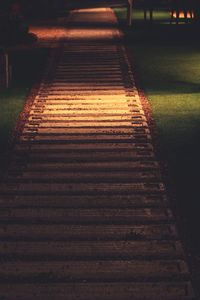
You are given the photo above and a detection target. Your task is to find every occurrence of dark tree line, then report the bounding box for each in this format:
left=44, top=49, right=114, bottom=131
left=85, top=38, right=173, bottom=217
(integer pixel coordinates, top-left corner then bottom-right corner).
left=0, top=1, right=29, bottom=44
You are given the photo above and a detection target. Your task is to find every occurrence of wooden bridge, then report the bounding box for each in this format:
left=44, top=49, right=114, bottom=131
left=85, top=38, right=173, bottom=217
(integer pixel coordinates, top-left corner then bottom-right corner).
left=64, top=0, right=134, bottom=25
left=0, top=7, right=196, bottom=299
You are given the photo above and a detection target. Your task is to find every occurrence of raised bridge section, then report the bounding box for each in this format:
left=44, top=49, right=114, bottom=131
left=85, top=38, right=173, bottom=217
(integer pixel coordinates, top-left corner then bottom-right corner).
left=64, top=0, right=133, bottom=25
left=0, top=8, right=196, bottom=300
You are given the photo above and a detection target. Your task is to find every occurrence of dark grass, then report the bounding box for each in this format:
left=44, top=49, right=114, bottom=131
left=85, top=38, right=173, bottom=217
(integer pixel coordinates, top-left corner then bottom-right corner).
left=115, top=7, right=200, bottom=284
left=0, top=48, right=48, bottom=177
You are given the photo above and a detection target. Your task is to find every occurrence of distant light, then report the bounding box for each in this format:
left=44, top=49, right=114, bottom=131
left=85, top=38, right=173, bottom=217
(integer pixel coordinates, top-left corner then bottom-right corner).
left=172, top=11, right=194, bottom=19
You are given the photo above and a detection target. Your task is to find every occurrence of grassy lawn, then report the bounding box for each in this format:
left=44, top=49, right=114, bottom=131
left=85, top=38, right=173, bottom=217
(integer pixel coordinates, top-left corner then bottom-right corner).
left=0, top=49, right=48, bottom=177
left=115, top=8, right=200, bottom=267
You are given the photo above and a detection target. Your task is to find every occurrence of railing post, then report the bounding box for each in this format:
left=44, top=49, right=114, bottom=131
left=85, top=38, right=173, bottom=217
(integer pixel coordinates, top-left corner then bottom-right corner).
left=0, top=49, right=11, bottom=89
left=127, top=0, right=133, bottom=26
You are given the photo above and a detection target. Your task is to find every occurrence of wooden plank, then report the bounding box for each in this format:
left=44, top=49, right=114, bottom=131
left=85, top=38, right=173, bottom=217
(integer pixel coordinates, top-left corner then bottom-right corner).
left=29, top=112, right=143, bottom=118
left=33, top=100, right=138, bottom=105
left=35, top=94, right=139, bottom=101
left=29, top=109, right=143, bottom=115
left=36, top=91, right=137, bottom=96
left=44, top=83, right=126, bottom=87
left=14, top=142, right=153, bottom=151
left=0, top=240, right=184, bottom=259
left=12, top=150, right=154, bottom=162
left=0, top=224, right=177, bottom=240
left=33, top=102, right=140, bottom=108
left=0, top=282, right=195, bottom=300
left=28, top=115, right=145, bottom=122
left=25, top=122, right=144, bottom=128
left=49, top=76, right=123, bottom=81
left=23, top=127, right=149, bottom=135
left=0, top=194, right=169, bottom=208
left=1, top=182, right=165, bottom=196
left=15, top=161, right=159, bottom=171
left=38, top=91, right=135, bottom=95
left=31, top=104, right=142, bottom=111
left=20, top=134, right=151, bottom=143
left=0, top=260, right=190, bottom=282
left=0, top=208, right=173, bottom=223
left=8, top=170, right=160, bottom=183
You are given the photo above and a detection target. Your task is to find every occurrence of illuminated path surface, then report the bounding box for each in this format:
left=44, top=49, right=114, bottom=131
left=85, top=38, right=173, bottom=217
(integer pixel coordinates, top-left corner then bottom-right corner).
left=0, top=8, right=196, bottom=300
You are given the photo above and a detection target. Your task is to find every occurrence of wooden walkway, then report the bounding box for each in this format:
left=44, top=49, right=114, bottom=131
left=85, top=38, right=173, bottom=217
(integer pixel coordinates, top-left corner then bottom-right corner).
left=0, top=8, right=196, bottom=300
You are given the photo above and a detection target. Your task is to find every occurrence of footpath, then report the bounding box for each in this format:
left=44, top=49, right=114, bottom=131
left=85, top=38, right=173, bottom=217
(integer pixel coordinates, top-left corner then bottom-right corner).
left=0, top=8, right=196, bottom=299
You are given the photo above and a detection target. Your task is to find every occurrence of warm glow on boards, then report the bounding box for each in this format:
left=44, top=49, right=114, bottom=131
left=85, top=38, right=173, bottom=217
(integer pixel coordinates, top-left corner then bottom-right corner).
left=29, top=25, right=119, bottom=41
left=30, top=8, right=122, bottom=42
left=30, top=27, right=68, bottom=40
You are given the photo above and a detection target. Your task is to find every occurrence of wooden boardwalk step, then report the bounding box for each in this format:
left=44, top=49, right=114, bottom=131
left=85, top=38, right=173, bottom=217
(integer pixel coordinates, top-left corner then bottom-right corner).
left=0, top=208, right=173, bottom=224
left=28, top=114, right=146, bottom=122
left=0, top=182, right=165, bottom=195
left=12, top=150, right=154, bottom=162
left=34, top=97, right=138, bottom=103
left=0, top=240, right=184, bottom=259
left=6, top=170, right=161, bottom=183
left=0, top=282, right=195, bottom=300
left=13, top=160, right=158, bottom=169
left=14, top=142, right=153, bottom=151
left=25, top=121, right=145, bottom=128
left=0, top=7, right=195, bottom=299
left=0, top=224, right=178, bottom=241
left=0, top=260, right=190, bottom=282
left=23, top=127, right=149, bottom=135
left=29, top=110, right=144, bottom=116
left=35, top=95, right=139, bottom=101
left=38, top=91, right=135, bottom=95
left=0, top=194, right=169, bottom=208
left=32, top=103, right=141, bottom=109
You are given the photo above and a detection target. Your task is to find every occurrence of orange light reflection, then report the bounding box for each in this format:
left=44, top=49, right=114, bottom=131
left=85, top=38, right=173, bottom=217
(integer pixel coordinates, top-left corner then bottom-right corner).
left=172, top=11, right=194, bottom=19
